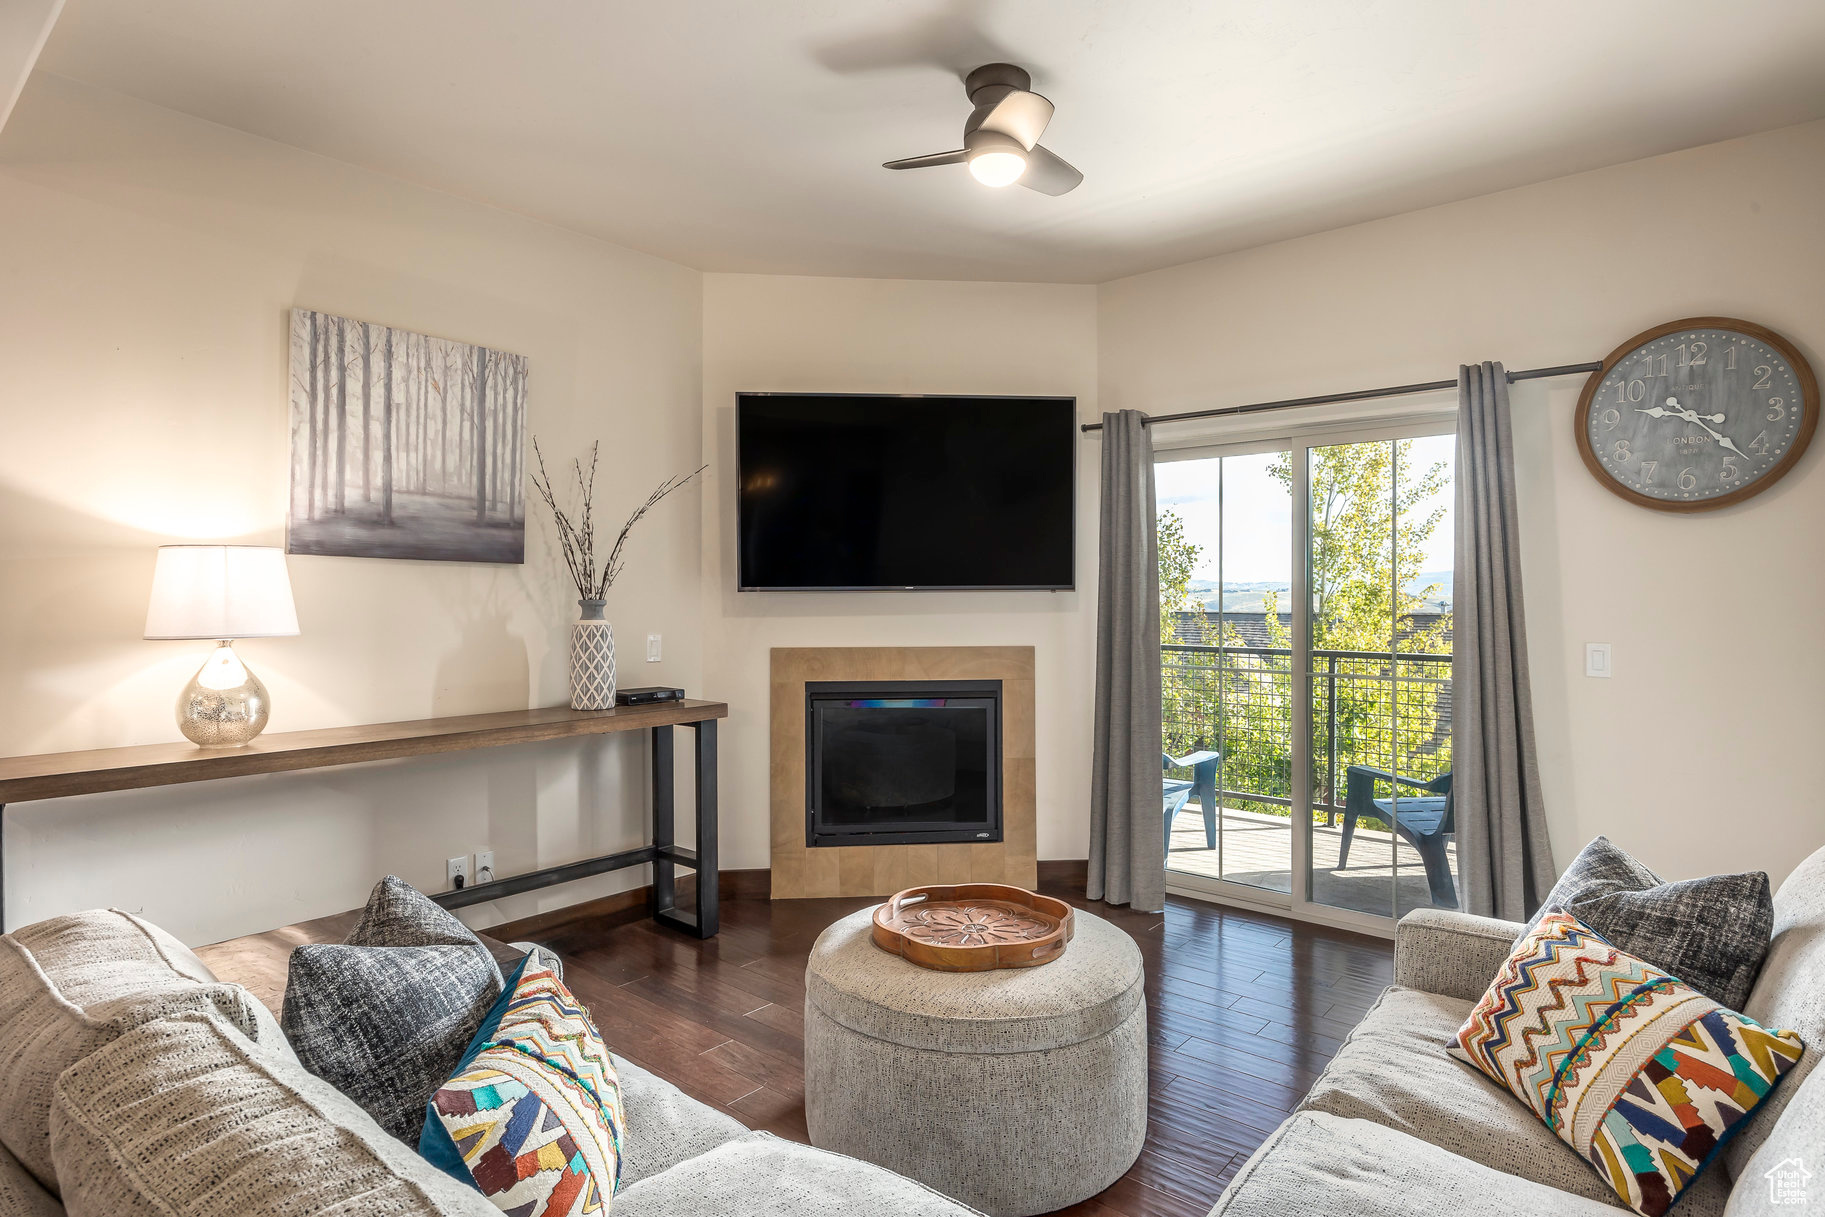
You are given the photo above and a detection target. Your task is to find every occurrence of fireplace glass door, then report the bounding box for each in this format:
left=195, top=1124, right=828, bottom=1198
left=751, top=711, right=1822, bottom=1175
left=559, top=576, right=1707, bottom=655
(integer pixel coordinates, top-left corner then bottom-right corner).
left=806, top=680, right=1002, bottom=847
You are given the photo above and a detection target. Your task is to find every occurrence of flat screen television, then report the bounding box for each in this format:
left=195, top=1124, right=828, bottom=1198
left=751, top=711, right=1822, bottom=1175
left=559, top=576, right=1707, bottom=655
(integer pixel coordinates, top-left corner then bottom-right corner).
left=736, top=393, right=1076, bottom=591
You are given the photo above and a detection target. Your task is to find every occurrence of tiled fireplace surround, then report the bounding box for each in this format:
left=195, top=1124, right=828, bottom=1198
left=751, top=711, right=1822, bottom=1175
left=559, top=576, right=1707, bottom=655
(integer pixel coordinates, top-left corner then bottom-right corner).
left=768, top=647, right=1038, bottom=899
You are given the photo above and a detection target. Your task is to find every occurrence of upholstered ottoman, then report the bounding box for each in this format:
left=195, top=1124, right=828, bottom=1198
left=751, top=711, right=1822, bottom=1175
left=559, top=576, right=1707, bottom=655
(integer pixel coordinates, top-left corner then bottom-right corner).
left=803, top=904, right=1147, bottom=1217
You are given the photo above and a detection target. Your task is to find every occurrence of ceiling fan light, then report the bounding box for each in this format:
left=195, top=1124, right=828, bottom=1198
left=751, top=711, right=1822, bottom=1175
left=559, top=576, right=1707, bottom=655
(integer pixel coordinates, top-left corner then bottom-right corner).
left=968, top=148, right=1027, bottom=187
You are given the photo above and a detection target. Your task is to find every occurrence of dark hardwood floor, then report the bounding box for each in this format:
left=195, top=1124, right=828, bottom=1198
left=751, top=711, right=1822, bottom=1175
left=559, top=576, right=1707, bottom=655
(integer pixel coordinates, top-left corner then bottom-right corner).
left=500, top=879, right=1394, bottom=1217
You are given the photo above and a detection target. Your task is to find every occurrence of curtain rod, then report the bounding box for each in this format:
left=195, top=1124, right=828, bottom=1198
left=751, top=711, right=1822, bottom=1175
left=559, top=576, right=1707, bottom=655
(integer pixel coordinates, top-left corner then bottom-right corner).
left=1078, top=362, right=1603, bottom=433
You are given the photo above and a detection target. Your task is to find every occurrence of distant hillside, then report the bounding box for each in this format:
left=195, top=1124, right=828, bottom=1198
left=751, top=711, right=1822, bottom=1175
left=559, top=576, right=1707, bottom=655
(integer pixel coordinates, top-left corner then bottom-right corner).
left=1187, top=570, right=1451, bottom=612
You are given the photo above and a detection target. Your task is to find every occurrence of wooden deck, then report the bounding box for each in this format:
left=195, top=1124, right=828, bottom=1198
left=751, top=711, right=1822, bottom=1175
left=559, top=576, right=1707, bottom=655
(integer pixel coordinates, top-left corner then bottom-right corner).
left=1167, top=805, right=1458, bottom=918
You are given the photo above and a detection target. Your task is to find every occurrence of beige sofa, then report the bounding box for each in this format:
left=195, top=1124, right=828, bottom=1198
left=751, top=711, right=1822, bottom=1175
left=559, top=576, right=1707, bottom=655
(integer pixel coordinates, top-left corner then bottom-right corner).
left=1209, top=843, right=1825, bottom=1217
left=0, top=907, right=985, bottom=1217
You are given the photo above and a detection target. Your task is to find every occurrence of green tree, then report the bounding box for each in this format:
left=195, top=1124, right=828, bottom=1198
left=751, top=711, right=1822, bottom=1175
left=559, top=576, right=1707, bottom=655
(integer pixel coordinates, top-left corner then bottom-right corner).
left=1158, top=508, right=1224, bottom=779
left=1272, top=441, right=1450, bottom=655
left=1156, top=509, right=1201, bottom=643
left=1271, top=440, right=1453, bottom=819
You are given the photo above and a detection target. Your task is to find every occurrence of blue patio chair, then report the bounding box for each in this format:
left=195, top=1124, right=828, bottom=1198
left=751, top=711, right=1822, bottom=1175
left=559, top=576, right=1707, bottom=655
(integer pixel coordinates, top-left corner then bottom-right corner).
left=1162, top=750, right=1221, bottom=857
left=1338, top=765, right=1456, bottom=908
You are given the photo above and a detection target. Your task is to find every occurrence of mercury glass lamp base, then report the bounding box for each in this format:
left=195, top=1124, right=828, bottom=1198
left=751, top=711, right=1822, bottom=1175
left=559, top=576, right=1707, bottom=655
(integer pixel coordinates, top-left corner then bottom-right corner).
left=177, top=641, right=272, bottom=747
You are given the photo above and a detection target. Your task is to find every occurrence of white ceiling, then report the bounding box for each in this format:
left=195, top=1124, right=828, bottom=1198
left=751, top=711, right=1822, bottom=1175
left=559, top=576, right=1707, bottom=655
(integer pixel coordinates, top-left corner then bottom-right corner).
left=36, top=0, right=1825, bottom=283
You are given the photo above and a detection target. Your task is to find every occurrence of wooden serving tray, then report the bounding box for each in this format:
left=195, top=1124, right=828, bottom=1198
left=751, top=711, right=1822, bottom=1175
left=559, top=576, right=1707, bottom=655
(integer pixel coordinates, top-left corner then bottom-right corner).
left=871, top=883, right=1074, bottom=972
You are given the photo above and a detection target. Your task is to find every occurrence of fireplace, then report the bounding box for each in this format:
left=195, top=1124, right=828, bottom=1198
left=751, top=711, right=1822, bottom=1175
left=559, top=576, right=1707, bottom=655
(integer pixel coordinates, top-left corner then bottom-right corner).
left=805, top=680, right=1003, bottom=848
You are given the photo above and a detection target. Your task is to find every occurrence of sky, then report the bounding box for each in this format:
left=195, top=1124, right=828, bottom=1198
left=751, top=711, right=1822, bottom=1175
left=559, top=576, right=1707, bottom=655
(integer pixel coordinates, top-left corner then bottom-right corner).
left=1155, top=434, right=1456, bottom=587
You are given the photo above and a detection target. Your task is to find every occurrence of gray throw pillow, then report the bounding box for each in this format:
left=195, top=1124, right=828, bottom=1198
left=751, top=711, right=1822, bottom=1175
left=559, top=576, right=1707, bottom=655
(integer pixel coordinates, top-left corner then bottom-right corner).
left=1527, top=836, right=1772, bottom=1010
left=348, top=874, right=501, bottom=967
left=281, top=877, right=504, bottom=1144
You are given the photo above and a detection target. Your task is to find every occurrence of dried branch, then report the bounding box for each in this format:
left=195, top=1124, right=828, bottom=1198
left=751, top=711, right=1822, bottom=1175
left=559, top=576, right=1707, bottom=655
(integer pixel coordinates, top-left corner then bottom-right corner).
left=529, top=438, right=591, bottom=599
left=572, top=443, right=599, bottom=596
left=596, top=464, right=707, bottom=598
left=528, top=436, right=705, bottom=602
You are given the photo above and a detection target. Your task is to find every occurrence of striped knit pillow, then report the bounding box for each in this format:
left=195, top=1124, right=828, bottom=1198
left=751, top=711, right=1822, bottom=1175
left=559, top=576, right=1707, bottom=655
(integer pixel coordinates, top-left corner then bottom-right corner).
left=1449, top=912, right=1803, bottom=1217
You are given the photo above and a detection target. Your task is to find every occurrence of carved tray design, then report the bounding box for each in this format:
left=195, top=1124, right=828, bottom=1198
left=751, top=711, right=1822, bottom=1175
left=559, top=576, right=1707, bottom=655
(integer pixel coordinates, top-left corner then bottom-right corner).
left=872, top=883, right=1074, bottom=972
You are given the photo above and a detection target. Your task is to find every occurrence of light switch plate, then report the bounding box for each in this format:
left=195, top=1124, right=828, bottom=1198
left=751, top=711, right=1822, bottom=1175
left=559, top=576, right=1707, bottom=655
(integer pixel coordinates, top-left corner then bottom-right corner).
left=646, top=634, right=662, bottom=662
left=1585, top=643, right=1612, bottom=678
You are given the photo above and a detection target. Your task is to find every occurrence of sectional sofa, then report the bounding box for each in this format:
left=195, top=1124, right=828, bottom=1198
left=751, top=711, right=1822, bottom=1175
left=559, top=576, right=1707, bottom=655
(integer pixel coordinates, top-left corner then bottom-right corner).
left=1207, top=843, right=1825, bottom=1217
left=0, top=907, right=984, bottom=1216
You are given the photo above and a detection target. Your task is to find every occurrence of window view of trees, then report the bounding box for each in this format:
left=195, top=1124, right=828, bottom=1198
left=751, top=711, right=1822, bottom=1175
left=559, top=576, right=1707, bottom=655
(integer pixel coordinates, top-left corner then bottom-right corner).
left=1161, top=439, right=1453, bottom=833
left=287, top=309, right=528, bottom=564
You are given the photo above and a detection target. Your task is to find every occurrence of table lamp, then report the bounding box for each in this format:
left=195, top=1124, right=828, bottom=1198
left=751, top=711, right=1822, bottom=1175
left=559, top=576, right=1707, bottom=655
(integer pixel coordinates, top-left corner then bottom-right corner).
left=145, top=545, right=300, bottom=746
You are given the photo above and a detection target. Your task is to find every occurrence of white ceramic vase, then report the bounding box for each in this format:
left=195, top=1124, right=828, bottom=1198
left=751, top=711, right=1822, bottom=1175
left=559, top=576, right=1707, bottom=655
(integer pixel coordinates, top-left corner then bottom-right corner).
left=570, top=599, right=616, bottom=710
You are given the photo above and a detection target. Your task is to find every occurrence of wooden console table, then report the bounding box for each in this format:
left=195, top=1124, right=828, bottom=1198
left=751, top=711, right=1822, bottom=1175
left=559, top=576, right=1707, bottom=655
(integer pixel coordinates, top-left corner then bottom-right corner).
left=0, top=700, right=725, bottom=937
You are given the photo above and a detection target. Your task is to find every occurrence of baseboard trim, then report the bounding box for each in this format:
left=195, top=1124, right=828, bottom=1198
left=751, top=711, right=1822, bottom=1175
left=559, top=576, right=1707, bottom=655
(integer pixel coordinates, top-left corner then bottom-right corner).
left=486, top=868, right=771, bottom=940
left=487, top=864, right=1088, bottom=940
left=719, top=867, right=772, bottom=900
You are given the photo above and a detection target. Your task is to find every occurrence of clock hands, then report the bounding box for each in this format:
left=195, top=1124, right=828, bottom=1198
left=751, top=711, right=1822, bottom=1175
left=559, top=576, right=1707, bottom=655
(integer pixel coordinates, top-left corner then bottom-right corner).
left=1635, top=404, right=1725, bottom=424
left=1637, top=396, right=1753, bottom=460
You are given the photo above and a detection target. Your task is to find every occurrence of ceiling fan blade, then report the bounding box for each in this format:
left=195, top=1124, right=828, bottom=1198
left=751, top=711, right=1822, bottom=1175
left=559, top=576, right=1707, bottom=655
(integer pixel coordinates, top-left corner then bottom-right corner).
left=974, top=89, right=1054, bottom=150
left=883, top=149, right=967, bottom=170
left=1019, top=144, right=1082, bottom=195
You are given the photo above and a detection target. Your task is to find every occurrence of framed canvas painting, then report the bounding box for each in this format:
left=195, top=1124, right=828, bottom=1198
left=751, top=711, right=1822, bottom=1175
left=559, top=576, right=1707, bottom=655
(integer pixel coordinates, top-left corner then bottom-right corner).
left=287, top=309, right=528, bottom=563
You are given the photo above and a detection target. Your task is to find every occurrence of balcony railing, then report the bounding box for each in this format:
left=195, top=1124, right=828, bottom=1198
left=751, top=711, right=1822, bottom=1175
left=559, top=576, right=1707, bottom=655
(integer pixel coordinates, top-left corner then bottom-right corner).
left=1162, top=643, right=1453, bottom=828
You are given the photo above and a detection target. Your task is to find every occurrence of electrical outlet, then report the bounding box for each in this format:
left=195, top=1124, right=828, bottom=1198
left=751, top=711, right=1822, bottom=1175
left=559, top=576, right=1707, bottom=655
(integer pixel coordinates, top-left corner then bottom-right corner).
left=646, top=633, right=662, bottom=662
left=447, top=856, right=470, bottom=889
left=475, top=850, right=496, bottom=885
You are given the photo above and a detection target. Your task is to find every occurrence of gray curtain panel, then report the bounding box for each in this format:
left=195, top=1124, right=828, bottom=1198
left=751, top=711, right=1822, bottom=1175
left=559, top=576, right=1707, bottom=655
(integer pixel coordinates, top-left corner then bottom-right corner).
left=1089, top=409, right=1165, bottom=912
left=1454, top=362, right=1556, bottom=919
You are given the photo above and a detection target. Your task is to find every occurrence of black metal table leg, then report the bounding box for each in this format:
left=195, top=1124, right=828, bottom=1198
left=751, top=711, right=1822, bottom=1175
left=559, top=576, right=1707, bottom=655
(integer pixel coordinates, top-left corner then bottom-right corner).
left=649, top=725, right=675, bottom=921
left=691, top=720, right=718, bottom=937
left=652, top=720, right=717, bottom=939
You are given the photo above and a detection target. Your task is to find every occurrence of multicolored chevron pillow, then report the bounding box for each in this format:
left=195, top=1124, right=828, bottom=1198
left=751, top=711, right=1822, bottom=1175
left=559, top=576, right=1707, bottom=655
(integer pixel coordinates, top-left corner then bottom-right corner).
left=1449, top=912, right=1803, bottom=1217
left=420, top=957, right=625, bottom=1216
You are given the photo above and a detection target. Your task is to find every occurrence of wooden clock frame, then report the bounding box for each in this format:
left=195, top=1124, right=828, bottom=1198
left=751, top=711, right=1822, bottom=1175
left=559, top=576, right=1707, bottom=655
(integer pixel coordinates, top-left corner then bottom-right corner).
left=1575, top=316, right=1819, bottom=513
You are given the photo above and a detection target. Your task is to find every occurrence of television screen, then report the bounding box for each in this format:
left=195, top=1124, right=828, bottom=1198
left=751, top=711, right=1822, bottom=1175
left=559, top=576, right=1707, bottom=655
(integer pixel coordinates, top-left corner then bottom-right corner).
left=736, top=393, right=1076, bottom=590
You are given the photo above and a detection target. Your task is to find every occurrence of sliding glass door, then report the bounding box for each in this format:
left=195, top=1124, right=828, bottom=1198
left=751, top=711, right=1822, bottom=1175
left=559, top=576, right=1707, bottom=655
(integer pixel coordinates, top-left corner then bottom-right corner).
left=1304, top=434, right=1457, bottom=920
left=1157, top=448, right=1294, bottom=894
left=1157, top=424, right=1457, bottom=929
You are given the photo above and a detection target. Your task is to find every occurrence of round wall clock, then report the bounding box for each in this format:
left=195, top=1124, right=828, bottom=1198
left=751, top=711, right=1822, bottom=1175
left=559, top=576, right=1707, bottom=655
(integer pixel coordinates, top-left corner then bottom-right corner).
left=1575, top=317, right=1817, bottom=512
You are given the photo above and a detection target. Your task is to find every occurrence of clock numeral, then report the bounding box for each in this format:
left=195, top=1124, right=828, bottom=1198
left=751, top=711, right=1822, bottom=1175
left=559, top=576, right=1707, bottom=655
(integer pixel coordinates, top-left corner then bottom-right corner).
left=1613, top=379, right=1646, bottom=404
left=1749, top=430, right=1772, bottom=455
left=1640, top=460, right=1657, bottom=484
left=1725, top=344, right=1737, bottom=371
left=1720, top=457, right=1741, bottom=484
left=1767, top=396, right=1786, bottom=421
left=1637, top=354, right=1669, bottom=378
left=1754, top=365, right=1773, bottom=390
left=1677, top=341, right=1707, bottom=369
left=1677, top=468, right=1699, bottom=491
left=1612, top=438, right=1632, bottom=462
left=1599, top=408, right=1621, bottom=430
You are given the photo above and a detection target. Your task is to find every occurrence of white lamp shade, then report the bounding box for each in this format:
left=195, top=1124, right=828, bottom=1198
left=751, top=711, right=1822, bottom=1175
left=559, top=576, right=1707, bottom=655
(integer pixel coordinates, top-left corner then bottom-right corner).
left=145, top=545, right=300, bottom=640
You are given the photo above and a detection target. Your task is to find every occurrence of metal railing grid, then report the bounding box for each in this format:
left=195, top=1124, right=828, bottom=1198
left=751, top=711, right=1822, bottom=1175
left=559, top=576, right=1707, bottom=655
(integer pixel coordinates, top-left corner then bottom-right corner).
left=1162, top=643, right=1453, bottom=834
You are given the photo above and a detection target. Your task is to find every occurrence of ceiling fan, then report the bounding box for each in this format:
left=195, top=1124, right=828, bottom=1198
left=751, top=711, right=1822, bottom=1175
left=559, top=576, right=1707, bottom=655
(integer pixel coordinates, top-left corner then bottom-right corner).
left=883, top=63, right=1083, bottom=195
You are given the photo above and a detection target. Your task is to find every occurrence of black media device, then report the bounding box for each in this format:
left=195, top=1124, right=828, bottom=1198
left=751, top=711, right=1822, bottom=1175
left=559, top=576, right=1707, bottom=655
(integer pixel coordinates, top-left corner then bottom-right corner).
left=615, top=686, right=686, bottom=706
left=735, top=392, right=1076, bottom=591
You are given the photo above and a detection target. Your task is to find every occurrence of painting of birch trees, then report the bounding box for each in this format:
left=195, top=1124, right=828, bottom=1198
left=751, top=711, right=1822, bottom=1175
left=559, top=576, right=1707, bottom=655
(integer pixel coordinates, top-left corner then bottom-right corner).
left=286, top=309, right=528, bottom=563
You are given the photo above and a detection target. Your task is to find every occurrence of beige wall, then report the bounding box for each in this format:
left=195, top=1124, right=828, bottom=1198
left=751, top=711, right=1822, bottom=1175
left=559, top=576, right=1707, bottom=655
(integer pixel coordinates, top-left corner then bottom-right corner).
left=1099, top=119, right=1825, bottom=890
left=0, top=77, right=705, bottom=944
left=700, top=274, right=1100, bottom=872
